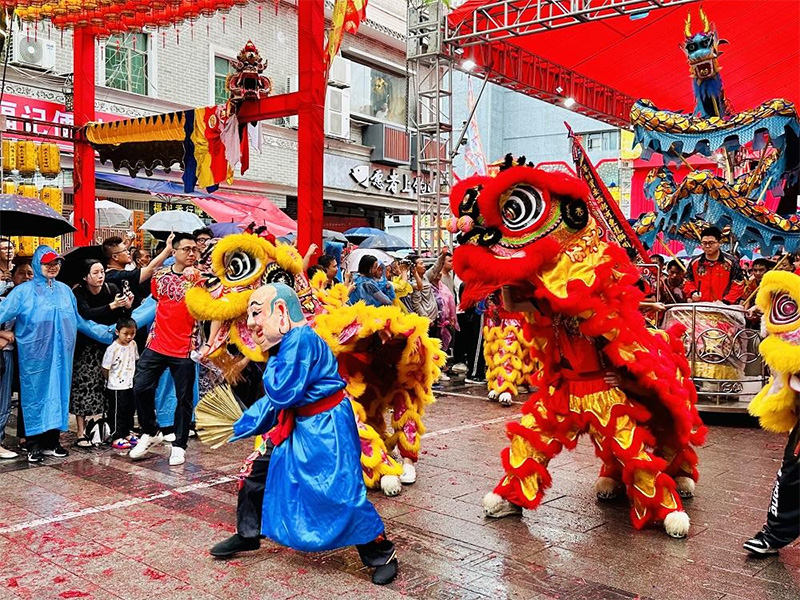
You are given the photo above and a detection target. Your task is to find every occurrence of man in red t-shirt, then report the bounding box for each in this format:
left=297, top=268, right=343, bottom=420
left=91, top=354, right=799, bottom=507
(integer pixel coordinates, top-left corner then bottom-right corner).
left=684, top=226, right=744, bottom=305
left=129, top=232, right=201, bottom=466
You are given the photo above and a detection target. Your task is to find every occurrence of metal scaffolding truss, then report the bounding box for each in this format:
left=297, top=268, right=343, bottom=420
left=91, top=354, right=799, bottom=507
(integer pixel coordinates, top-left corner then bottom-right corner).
left=447, top=0, right=702, bottom=45
left=408, top=0, right=453, bottom=252
left=467, top=39, right=636, bottom=128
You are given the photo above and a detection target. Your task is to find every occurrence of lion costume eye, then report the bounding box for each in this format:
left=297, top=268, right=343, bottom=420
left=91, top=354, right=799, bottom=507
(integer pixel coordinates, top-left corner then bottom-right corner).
left=224, top=251, right=261, bottom=283
left=499, top=185, right=546, bottom=232
left=770, top=292, right=800, bottom=326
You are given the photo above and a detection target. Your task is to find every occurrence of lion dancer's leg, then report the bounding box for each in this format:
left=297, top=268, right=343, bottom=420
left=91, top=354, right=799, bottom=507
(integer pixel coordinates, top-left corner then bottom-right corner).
left=589, top=400, right=690, bottom=538
left=351, top=397, right=403, bottom=497
left=388, top=390, right=425, bottom=487
left=483, top=394, right=580, bottom=517
left=485, top=322, right=523, bottom=406
left=657, top=435, right=700, bottom=499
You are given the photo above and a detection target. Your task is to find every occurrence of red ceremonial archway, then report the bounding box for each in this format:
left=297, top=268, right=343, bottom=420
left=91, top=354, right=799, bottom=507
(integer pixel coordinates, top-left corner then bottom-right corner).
left=4, top=0, right=327, bottom=254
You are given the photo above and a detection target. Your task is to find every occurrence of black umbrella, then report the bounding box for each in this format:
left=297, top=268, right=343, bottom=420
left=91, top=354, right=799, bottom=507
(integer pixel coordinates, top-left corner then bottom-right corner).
left=57, top=245, right=105, bottom=288
left=0, top=194, right=76, bottom=237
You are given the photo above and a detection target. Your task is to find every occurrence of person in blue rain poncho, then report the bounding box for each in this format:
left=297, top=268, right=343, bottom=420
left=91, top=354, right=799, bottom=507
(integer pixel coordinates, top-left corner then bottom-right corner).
left=208, top=283, right=399, bottom=586
left=0, top=245, right=154, bottom=462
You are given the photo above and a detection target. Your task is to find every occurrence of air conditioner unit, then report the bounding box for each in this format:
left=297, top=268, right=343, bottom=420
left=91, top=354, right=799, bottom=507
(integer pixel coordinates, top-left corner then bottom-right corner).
left=286, top=75, right=299, bottom=128
left=363, top=123, right=410, bottom=166
left=325, top=86, right=350, bottom=139
left=12, top=35, right=56, bottom=71
left=327, top=56, right=350, bottom=89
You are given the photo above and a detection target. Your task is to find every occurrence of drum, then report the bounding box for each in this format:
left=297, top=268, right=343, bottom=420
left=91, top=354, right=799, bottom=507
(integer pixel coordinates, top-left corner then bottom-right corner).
left=662, top=303, right=748, bottom=381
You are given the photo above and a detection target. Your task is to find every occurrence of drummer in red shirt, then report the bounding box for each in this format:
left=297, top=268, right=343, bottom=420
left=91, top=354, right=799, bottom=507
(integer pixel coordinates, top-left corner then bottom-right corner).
left=685, top=226, right=745, bottom=305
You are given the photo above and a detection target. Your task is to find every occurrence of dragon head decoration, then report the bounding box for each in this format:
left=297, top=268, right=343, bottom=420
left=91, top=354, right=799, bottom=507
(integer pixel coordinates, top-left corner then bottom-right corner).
left=227, top=40, right=273, bottom=104
left=186, top=233, right=320, bottom=362
left=682, top=8, right=729, bottom=117
left=749, top=271, right=800, bottom=433
left=448, top=164, right=595, bottom=307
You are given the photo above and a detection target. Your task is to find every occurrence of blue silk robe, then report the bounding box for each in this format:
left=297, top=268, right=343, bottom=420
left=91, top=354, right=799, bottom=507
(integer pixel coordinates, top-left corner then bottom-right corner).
left=232, top=326, right=385, bottom=552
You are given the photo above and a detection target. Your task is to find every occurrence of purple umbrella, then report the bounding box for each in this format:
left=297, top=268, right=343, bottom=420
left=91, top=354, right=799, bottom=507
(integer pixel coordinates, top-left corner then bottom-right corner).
left=209, top=222, right=244, bottom=237
left=0, top=194, right=76, bottom=237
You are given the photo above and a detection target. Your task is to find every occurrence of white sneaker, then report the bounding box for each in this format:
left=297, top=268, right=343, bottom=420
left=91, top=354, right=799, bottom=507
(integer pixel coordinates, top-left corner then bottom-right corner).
left=399, top=461, right=417, bottom=485
left=169, top=446, right=185, bottom=466
left=163, top=433, right=177, bottom=443
left=128, top=432, right=164, bottom=460
left=0, top=445, right=18, bottom=459
left=451, top=363, right=468, bottom=373
left=439, top=372, right=451, bottom=382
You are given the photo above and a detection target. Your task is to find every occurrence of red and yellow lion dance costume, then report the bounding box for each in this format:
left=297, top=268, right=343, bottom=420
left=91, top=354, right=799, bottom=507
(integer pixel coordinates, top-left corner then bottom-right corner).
left=450, top=165, right=706, bottom=537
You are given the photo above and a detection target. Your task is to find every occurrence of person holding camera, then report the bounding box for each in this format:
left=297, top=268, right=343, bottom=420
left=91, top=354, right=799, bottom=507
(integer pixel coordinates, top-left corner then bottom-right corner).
left=71, top=259, right=134, bottom=447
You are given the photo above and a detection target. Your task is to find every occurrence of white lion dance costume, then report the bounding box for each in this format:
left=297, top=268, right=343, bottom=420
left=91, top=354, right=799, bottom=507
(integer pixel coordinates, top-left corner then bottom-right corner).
left=185, top=231, right=444, bottom=496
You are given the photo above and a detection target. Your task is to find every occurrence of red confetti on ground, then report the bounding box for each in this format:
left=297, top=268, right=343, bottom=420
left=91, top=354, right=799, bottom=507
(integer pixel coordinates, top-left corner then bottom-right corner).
left=143, top=568, right=166, bottom=580
left=53, top=576, right=67, bottom=584
left=297, top=568, right=308, bottom=575
left=59, top=592, right=90, bottom=598
left=6, top=577, right=20, bottom=587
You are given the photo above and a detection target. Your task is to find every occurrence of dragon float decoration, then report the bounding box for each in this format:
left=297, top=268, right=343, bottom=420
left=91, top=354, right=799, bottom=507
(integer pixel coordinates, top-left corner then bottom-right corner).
left=632, top=8, right=800, bottom=254
left=449, top=165, right=706, bottom=537
left=185, top=231, right=444, bottom=496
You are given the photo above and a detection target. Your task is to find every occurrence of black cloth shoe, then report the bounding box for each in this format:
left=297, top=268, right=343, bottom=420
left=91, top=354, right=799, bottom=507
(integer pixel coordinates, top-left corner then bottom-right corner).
left=209, top=534, right=260, bottom=558
left=743, top=532, right=779, bottom=556
left=27, top=450, right=44, bottom=463
left=372, top=558, right=398, bottom=585
left=42, top=445, right=69, bottom=458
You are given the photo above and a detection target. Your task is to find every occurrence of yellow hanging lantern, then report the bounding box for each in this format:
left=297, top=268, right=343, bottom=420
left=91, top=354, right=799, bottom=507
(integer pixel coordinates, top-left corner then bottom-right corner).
left=16, top=141, right=38, bottom=176
left=38, top=143, right=61, bottom=177
left=18, top=184, right=38, bottom=198
left=2, top=182, right=17, bottom=195
left=39, top=187, right=65, bottom=252
left=2, top=139, right=17, bottom=173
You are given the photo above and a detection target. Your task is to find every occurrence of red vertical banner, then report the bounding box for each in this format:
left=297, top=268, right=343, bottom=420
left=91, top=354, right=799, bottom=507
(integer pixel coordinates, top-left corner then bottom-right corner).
left=296, top=0, right=326, bottom=259
left=73, top=28, right=96, bottom=247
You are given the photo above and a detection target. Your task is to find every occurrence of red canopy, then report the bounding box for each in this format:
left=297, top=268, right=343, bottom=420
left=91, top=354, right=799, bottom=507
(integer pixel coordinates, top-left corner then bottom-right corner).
left=449, top=0, right=799, bottom=124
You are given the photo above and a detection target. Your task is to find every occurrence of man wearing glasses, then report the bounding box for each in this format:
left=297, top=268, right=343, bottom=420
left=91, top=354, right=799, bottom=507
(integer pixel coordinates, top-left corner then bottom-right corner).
left=129, top=233, right=201, bottom=466
left=102, top=233, right=175, bottom=308
left=684, top=226, right=744, bottom=304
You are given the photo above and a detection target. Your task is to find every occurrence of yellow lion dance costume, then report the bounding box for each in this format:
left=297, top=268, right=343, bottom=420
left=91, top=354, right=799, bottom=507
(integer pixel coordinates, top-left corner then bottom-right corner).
left=185, top=232, right=444, bottom=496
left=483, top=293, right=536, bottom=406
left=743, top=270, right=800, bottom=554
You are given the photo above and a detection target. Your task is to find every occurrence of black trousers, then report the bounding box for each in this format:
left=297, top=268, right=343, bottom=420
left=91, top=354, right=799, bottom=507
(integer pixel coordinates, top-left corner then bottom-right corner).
left=237, top=444, right=396, bottom=565
left=133, top=349, right=196, bottom=449
left=107, top=388, right=135, bottom=440
left=27, top=429, right=61, bottom=452
left=761, top=423, right=800, bottom=549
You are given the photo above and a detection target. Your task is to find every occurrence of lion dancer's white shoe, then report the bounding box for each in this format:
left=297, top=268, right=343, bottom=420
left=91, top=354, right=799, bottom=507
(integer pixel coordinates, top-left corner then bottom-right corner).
left=664, top=510, right=691, bottom=538
left=674, top=476, right=696, bottom=499
left=482, top=492, right=523, bottom=518
left=399, top=458, right=416, bottom=484
left=594, top=476, right=624, bottom=500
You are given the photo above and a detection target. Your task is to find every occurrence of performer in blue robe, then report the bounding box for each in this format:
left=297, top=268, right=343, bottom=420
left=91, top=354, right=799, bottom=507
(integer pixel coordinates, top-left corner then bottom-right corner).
left=209, top=283, right=398, bottom=585
left=0, top=246, right=154, bottom=462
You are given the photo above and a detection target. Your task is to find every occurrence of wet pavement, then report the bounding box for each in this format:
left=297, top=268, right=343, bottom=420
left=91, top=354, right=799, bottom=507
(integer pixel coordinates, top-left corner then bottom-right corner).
left=1, top=381, right=798, bottom=600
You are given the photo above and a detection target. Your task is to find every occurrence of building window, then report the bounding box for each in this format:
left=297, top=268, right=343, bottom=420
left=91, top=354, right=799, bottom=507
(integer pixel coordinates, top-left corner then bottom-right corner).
left=105, top=33, right=149, bottom=95
left=213, top=55, right=235, bottom=106
left=349, top=61, right=407, bottom=126
left=585, top=131, right=620, bottom=152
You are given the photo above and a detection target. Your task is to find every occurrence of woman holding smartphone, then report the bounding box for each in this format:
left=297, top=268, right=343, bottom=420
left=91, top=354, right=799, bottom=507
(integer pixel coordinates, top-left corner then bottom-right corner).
left=71, top=259, right=133, bottom=446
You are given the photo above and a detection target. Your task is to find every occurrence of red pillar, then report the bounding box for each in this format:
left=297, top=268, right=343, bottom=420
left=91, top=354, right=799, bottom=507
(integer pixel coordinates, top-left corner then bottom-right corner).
left=73, top=28, right=96, bottom=246
left=296, top=0, right=325, bottom=257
